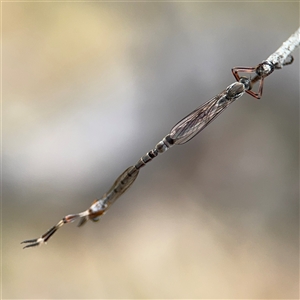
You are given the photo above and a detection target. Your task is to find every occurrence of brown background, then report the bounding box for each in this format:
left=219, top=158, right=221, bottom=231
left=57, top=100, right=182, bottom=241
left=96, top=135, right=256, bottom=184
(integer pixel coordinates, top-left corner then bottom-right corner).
left=3, top=1, right=299, bottom=299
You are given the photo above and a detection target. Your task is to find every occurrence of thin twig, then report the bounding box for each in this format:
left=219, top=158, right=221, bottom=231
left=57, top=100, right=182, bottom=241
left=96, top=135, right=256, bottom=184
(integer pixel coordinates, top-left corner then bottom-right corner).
left=267, top=27, right=300, bottom=69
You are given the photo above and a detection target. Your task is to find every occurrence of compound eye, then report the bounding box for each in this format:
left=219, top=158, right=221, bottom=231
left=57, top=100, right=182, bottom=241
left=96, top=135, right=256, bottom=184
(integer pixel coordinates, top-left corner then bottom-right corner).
left=256, top=61, right=275, bottom=77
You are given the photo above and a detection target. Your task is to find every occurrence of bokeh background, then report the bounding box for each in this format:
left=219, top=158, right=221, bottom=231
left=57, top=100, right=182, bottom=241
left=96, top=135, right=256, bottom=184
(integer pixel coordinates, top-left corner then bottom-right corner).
left=2, top=2, right=299, bottom=299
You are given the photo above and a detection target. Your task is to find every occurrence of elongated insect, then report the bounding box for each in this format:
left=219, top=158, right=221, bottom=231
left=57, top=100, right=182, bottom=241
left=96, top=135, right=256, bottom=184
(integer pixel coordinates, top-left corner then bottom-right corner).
left=21, top=79, right=249, bottom=248
left=21, top=27, right=299, bottom=249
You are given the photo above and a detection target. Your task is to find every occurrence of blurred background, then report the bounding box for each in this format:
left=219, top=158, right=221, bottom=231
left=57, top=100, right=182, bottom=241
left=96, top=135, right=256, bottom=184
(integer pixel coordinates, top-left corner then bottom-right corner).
left=2, top=2, right=299, bottom=299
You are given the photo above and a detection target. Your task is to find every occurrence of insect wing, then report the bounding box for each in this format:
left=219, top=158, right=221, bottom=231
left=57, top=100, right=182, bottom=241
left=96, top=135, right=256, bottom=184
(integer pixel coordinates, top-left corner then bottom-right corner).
left=170, top=94, right=225, bottom=145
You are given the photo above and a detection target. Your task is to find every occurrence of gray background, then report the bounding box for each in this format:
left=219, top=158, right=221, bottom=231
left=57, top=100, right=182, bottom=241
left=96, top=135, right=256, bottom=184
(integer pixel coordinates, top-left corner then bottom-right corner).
left=3, top=2, right=299, bottom=299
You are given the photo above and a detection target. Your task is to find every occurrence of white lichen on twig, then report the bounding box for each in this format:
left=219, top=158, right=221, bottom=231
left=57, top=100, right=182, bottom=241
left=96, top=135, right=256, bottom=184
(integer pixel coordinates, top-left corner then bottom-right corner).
left=267, top=27, right=300, bottom=68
